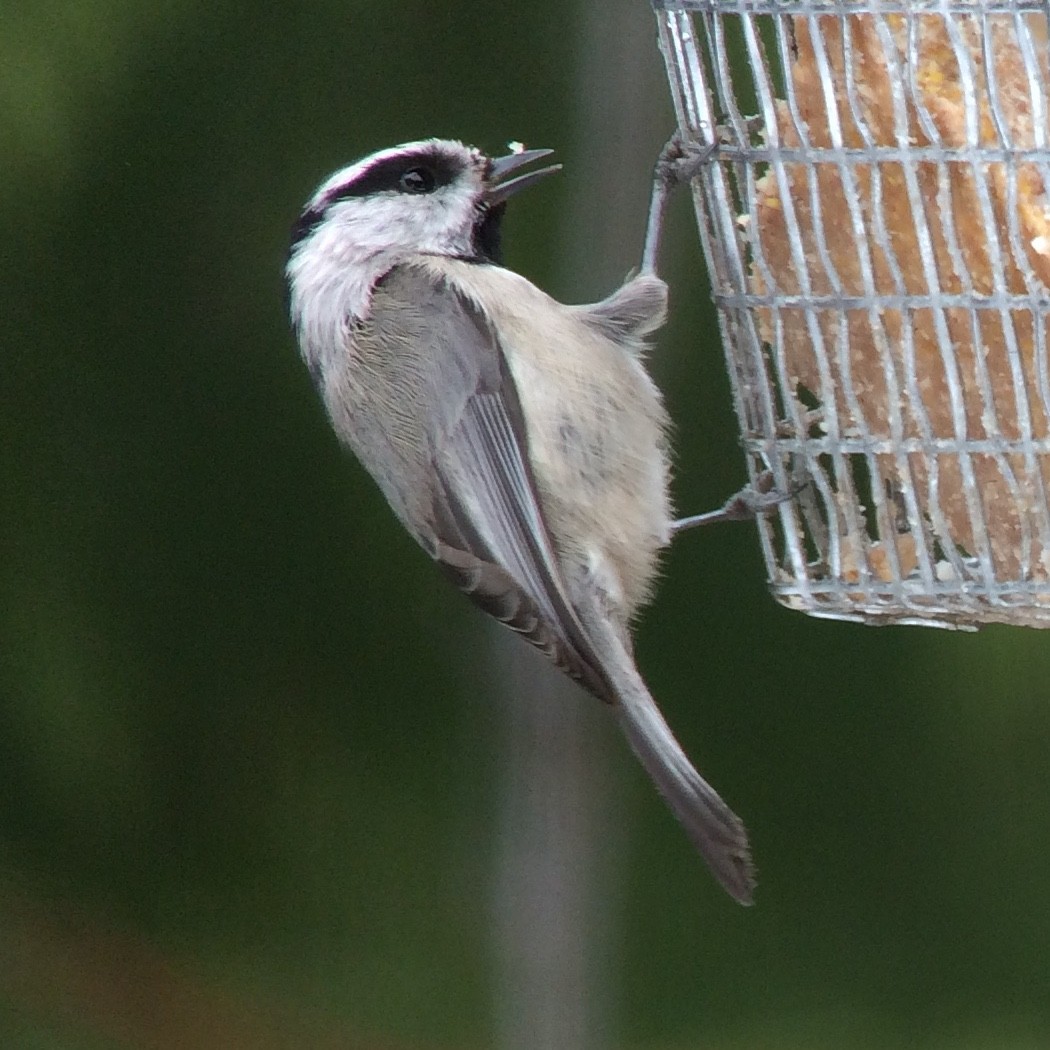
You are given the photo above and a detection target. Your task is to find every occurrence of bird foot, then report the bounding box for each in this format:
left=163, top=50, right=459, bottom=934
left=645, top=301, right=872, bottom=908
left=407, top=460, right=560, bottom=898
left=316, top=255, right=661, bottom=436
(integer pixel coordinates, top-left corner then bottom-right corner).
left=655, top=131, right=714, bottom=189
left=673, top=471, right=800, bottom=532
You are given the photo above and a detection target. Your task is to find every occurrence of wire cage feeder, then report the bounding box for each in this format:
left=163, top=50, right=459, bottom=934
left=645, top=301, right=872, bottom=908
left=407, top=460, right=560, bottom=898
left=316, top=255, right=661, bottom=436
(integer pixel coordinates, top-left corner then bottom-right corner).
left=653, top=0, right=1050, bottom=628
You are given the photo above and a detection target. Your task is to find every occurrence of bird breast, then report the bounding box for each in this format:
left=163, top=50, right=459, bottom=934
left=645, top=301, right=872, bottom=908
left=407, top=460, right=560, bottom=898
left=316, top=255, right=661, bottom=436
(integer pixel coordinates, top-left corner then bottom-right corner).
left=432, top=258, right=673, bottom=621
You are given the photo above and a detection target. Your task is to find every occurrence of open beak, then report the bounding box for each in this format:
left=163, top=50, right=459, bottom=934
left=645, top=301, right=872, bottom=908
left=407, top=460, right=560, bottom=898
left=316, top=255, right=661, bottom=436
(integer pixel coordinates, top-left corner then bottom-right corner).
left=486, top=148, right=561, bottom=205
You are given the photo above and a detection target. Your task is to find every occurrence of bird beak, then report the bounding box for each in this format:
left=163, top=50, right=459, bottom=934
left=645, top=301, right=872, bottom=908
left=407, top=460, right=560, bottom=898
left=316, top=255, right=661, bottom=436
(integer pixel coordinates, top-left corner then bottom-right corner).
left=486, top=148, right=561, bottom=205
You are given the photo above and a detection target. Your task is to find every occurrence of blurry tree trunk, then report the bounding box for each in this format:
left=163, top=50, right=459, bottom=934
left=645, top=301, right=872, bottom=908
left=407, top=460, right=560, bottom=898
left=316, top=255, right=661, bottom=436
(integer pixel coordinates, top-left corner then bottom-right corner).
left=488, top=3, right=672, bottom=1049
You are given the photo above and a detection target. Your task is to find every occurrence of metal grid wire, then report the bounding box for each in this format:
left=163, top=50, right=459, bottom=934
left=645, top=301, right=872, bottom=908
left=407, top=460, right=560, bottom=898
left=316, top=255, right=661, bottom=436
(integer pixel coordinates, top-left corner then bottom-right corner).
left=653, top=0, right=1050, bottom=628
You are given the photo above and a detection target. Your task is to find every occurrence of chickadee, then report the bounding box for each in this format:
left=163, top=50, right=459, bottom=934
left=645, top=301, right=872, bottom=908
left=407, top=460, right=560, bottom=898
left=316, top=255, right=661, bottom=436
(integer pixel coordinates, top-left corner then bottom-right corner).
left=285, top=138, right=753, bottom=904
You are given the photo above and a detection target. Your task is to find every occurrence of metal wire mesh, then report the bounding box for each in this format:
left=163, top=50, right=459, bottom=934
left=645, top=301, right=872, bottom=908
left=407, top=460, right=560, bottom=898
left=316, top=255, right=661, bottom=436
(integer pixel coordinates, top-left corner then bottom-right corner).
left=654, top=0, right=1050, bottom=628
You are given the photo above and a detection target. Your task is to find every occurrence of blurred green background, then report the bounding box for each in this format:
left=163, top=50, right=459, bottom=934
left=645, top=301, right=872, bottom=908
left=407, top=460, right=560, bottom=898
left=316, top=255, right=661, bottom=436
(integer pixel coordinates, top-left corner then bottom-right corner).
left=4, top=2, right=1050, bottom=1048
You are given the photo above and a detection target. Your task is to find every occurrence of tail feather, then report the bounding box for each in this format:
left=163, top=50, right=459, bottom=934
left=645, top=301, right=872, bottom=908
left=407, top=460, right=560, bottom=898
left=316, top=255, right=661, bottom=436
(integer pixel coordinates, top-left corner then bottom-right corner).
left=616, top=683, right=755, bottom=904
left=577, top=604, right=755, bottom=904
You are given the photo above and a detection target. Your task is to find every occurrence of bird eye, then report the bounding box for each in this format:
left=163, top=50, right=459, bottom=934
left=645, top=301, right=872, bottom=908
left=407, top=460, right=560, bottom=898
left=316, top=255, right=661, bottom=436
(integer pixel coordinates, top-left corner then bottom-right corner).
left=399, top=166, right=436, bottom=194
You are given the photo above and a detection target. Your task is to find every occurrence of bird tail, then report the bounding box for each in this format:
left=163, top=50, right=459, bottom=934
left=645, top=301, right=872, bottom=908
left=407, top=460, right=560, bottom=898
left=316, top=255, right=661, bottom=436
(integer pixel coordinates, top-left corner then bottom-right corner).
left=580, top=611, right=755, bottom=904
left=616, top=677, right=755, bottom=904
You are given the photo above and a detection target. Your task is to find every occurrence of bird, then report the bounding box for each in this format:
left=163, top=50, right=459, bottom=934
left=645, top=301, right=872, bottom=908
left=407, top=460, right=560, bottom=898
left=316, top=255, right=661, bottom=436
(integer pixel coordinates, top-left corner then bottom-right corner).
left=285, top=137, right=754, bottom=903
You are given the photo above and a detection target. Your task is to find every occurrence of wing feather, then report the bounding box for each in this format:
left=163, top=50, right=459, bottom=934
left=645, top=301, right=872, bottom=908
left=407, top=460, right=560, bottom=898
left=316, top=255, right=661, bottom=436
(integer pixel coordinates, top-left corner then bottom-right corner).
left=370, top=264, right=613, bottom=701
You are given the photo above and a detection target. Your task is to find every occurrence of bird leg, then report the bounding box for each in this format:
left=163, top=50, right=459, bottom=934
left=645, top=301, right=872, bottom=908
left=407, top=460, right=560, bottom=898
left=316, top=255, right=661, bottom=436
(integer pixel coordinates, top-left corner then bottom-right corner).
left=640, top=131, right=714, bottom=276
left=643, top=133, right=801, bottom=534
left=673, top=471, right=800, bottom=534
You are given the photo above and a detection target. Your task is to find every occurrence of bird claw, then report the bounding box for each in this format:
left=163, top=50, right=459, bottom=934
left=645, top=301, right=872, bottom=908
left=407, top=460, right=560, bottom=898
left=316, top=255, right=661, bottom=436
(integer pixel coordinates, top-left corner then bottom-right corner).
left=655, top=131, right=715, bottom=188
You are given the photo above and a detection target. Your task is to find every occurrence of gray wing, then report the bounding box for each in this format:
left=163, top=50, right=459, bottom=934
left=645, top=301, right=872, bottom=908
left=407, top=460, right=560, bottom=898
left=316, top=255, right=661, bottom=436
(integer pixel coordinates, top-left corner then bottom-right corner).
left=367, top=264, right=614, bottom=703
